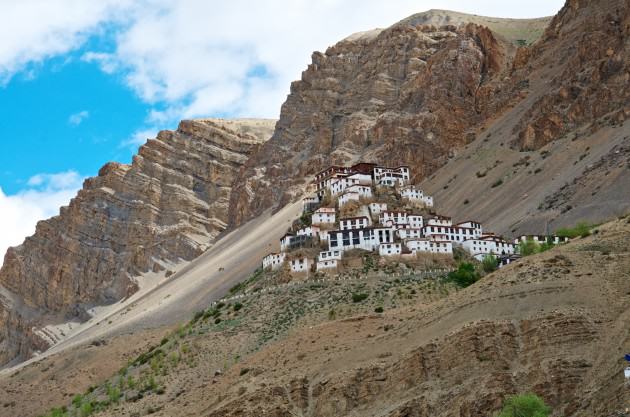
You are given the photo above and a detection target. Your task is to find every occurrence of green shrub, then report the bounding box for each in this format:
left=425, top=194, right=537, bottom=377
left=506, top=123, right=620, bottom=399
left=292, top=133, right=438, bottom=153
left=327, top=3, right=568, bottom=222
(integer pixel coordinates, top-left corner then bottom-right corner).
left=497, top=393, right=551, bottom=417
left=47, top=407, right=68, bottom=417
left=107, top=384, right=121, bottom=404
left=374, top=306, right=384, bottom=313
left=72, top=394, right=83, bottom=408
left=144, top=376, right=157, bottom=392
left=491, top=179, right=504, bottom=188
left=517, top=239, right=540, bottom=256
left=556, top=221, right=592, bottom=238
left=481, top=255, right=498, bottom=273
left=351, top=293, right=369, bottom=303
left=447, top=262, right=480, bottom=287
left=79, top=402, right=93, bottom=417
left=233, top=302, right=243, bottom=311
left=191, top=310, right=204, bottom=323
left=299, top=211, right=312, bottom=227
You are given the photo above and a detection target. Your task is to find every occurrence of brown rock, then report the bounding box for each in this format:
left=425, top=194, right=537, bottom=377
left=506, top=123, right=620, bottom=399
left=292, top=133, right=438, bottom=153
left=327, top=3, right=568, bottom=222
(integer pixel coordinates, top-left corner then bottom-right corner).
left=0, top=119, right=275, bottom=365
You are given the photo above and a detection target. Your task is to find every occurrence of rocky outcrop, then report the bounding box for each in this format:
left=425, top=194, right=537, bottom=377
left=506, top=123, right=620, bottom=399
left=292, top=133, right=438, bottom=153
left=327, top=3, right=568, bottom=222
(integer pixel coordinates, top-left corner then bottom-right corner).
left=512, top=0, right=629, bottom=150
left=0, top=119, right=275, bottom=365
left=229, top=21, right=521, bottom=226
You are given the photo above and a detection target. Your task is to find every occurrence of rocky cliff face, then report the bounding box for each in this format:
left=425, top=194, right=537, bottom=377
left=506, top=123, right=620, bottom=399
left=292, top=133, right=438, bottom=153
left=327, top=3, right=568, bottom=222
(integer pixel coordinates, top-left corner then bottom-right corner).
left=230, top=0, right=628, bottom=227
left=229, top=21, right=522, bottom=226
left=511, top=0, right=629, bottom=150
left=0, top=119, right=275, bottom=365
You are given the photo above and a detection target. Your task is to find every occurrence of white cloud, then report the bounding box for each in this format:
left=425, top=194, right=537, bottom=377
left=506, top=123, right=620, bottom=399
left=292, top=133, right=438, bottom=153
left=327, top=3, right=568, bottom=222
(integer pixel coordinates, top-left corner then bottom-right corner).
left=68, top=110, right=89, bottom=125
left=81, top=51, right=119, bottom=74
left=121, top=128, right=158, bottom=150
left=0, top=171, right=84, bottom=267
left=79, top=0, right=565, bottom=125
left=0, top=0, right=136, bottom=84
left=0, top=0, right=564, bottom=125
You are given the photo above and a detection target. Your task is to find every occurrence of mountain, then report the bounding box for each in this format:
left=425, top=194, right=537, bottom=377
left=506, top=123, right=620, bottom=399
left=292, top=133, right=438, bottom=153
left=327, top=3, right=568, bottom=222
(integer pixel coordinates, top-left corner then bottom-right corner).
left=229, top=12, right=525, bottom=226
left=0, top=0, right=627, bottom=388
left=420, top=0, right=629, bottom=234
left=0, top=119, right=275, bottom=365
left=230, top=0, right=629, bottom=233
left=0, top=1, right=629, bottom=416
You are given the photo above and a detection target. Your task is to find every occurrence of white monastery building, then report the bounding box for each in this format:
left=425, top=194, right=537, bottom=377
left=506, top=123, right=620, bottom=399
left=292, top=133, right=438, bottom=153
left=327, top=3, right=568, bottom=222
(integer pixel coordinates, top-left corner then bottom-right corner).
left=346, top=184, right=372, bottom=198
left=379, top=211, right=408, bottom=227
left=379, top=242, right=402, bottom=257
left=340, top=216, right=370, bottom=230
left=368, top=202, right=387, bottom=216
left=316, top=259, right=338, bottom=271
left=290, top=257, right=313, bottom=273
left=400, top=185, right=434, bottom=207
left=262, top=161, right=537, bottom=275
left=461, top=235, right=515, bottom=260
left=318, top=250, right=343, bottom=262
left=312, top=207, right=336, bottom=225
left=338, top=191, right=360, bottom=207
left=262, top=253, right=286, bottom=270
left=514, top=235, right=569, bottom=245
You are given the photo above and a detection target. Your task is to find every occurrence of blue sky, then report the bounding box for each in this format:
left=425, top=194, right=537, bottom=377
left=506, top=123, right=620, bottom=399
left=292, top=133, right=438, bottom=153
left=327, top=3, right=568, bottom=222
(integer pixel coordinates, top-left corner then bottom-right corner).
left=1, top=49, right=147, bottom=194
left=0, top=0, right=564, bottom=262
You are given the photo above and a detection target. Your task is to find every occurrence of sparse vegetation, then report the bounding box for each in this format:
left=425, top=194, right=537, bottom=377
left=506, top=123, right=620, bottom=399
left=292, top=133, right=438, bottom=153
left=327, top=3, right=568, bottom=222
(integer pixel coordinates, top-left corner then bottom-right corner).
left=497, top=393, right=551, bottom=417
left=491, top=179, right=504, bottom=188
left=517, top=237, right=559, bottom=257
left=37, top=259, right=456, bottom=417
left=447, top=262, right=480, bottom=287
left=517, top=239, right=540, bottom=256
left=352, top=292, right=369, bottom=303
left=556, top=221, right=592, bottom=239
left=229, top=268, right=263, bottom=295
left=481, top=254, right=498, bottom=273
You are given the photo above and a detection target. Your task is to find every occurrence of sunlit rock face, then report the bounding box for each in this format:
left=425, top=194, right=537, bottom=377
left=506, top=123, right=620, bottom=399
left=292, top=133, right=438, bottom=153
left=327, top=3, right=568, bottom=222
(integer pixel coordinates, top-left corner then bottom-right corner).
left=0, top=119, right=274, bottom=365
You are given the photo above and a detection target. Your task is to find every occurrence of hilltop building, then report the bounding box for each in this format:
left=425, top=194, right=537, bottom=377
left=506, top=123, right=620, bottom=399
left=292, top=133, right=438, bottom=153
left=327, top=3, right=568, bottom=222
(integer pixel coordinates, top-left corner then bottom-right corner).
left=262, top=162, right=555, bottom=274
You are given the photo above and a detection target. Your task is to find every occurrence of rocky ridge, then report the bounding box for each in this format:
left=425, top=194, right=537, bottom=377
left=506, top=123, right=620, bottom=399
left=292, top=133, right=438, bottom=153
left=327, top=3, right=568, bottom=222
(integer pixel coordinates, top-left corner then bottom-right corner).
left=229, top=18, right=524, bottom=227
left=0, top=119, right=275, bottom=365
left=510, top=0, right=629, bottom=150
left=230, top=0, right=628, bottom=232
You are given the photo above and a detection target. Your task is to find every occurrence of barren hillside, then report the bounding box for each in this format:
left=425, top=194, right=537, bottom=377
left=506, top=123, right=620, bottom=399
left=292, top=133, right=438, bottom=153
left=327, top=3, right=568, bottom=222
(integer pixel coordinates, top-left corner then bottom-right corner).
left=5, top=215, right=629, bottom=417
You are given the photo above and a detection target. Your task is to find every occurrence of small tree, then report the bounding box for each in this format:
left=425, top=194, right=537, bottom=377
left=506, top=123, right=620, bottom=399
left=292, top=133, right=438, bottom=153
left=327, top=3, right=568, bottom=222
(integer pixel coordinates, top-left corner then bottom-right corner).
left=447, top=262, right=480, bottom=287
left=517, top=239, right=540, bottom=256
left=538, top=238, right=555, bottom=253
left=299, top=211, right=312, bottom=227
left=556, top=221, right=591, bottom=238
left=498, top=393, right=551, bottom=417
left=482, top=254, right=498, bottom=273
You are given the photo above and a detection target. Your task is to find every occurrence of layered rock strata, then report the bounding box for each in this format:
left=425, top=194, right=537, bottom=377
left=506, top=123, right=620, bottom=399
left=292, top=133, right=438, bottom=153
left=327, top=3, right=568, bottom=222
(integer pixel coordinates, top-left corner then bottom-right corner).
left=0, top=119, right=275, bottom=365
